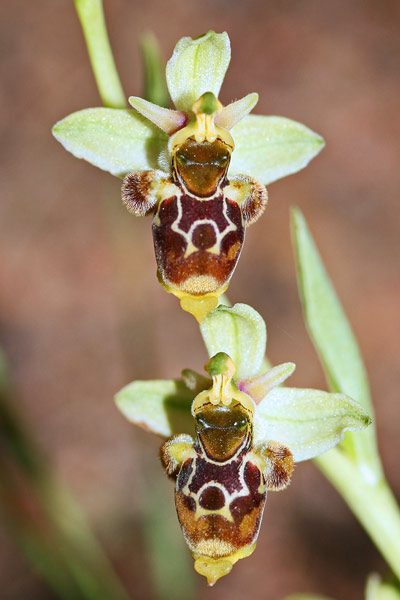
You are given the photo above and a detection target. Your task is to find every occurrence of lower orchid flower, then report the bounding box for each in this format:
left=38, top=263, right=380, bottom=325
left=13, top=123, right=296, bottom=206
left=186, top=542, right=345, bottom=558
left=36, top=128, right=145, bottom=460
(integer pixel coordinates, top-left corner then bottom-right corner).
left=115, top=304, right=371, bottom=585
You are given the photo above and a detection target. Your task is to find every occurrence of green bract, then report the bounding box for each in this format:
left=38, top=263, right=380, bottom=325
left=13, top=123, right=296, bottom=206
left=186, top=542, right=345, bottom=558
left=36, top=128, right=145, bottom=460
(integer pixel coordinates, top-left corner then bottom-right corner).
left=52, top=31, right=324, bottom=185
left=115, top=302, right=370, bottom=462
left=291, top=207, right=382, bottom=481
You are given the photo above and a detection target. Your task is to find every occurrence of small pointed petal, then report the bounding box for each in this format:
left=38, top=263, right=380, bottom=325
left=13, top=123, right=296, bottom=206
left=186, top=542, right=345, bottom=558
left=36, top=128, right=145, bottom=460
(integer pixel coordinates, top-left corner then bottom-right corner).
left=238, top=362, right=296, bottom=404
left=229, top=115, right=325, bottom=184
left=215, top=93, right=258, bottom=130
left=166, top=31, right=231, bottom=112
left=253, top=387, right=371, bottom=462
left=129, top=96, right=187, bottom=135
left=52, top=108, right=168, bottom=177
left=115, top=379, right=195, bottom=437
left=200, top=303, right=266, bottom=380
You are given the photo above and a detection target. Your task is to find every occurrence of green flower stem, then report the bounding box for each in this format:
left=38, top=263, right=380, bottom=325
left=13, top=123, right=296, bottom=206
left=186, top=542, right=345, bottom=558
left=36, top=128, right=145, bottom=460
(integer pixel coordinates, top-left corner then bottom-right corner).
left=74, top=0, right=126, bottom=108
left=315, top=448, right=400, bottom=581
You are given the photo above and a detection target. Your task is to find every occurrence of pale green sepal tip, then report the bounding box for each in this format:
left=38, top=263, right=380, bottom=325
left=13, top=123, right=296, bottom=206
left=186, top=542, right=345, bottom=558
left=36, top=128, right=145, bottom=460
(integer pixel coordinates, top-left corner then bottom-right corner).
left=166, top=31, right=231, bottom=112
left=52, top=107, right=168, bottom=178
left=253, top=387, right=371, bottom=462
left=200, top=303, right=267, bottom=380
left=366, top=573, right=400, bottom=600
left=229, top=115, right=325, bottom=184
left=115, top=379, right=195, bottom=438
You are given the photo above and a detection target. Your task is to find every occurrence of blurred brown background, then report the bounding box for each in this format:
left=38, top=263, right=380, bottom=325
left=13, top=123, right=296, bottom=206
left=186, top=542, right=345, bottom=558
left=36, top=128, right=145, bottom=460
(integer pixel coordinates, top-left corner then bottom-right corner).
left=1, top=0, right=400, bottom=598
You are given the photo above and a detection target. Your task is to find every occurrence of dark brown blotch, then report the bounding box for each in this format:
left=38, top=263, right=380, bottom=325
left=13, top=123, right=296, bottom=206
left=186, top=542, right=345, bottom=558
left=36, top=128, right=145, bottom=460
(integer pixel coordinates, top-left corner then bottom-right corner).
left=199, top=486, right=226, bottom=511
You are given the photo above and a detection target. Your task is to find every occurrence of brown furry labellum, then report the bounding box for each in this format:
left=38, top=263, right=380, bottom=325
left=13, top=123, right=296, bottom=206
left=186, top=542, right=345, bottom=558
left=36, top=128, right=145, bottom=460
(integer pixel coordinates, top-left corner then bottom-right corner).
left=160, top=355, right=293, bottom=585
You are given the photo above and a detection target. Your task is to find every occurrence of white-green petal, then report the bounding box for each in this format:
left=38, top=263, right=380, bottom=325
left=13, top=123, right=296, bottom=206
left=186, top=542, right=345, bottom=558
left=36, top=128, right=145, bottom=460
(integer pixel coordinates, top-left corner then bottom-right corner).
left=253, top=387, right=371, bottom=462
left=166, top=31, right=230, bottom=112
left=115, top=379, right=194, bottom=438
left=200, top=303, right=267, bottom=380
left=52, top=108, right=168, bottom=178
left=229, top=115, right=325, bottom=184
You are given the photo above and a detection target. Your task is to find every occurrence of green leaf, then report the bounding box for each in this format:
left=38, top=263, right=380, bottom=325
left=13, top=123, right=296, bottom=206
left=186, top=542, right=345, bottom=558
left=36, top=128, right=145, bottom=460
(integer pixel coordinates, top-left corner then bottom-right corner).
left=229, top=115, right=324, bottom=184
left=291, top=207, right=382, bottom=480
left=52, top=108, right=168, bottom=178
left=200, top=303, right=266, bottom=380
left=254, top=387, right=371, bottom=462
left=115, top=379, right=194, bottom=438
left=366, top=574, right=400, bottom=600
left=166, top=31, right=230, bottom=112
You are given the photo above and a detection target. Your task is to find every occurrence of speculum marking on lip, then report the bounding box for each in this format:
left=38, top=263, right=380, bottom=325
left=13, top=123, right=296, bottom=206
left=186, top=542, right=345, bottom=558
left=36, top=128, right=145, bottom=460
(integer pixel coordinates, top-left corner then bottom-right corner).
left=199, top=486, right=226, bottom=511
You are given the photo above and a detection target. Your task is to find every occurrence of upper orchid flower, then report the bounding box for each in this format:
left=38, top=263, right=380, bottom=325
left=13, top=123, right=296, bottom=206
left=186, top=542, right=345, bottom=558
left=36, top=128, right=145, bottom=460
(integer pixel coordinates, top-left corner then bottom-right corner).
left=53, top=31, right=324, bottom=321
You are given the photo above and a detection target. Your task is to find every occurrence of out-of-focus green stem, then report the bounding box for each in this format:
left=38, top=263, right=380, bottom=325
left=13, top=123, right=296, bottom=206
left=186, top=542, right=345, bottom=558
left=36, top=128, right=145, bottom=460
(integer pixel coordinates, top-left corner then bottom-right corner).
left=315, top=448, right=400, bottom=582
left=0, top=350, right=130, bottom=600
left=74, top=0, right=126, bottom=108
left=140, top=33, right=169, bottom=107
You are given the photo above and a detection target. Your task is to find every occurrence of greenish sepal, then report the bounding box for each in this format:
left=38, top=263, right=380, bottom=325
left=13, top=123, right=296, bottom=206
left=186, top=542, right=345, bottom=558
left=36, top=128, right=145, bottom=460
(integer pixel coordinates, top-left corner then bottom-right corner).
left=166, top=31, right=230, bottom=112
left=229, top=115, right=324, bottom=184
left=52, top=108, right=168, bottom=178
left=115, top=379, right=195, bottom=438
left=200, top=303, right=267, bottom=380
left=253, top=387, right=371, bottom=462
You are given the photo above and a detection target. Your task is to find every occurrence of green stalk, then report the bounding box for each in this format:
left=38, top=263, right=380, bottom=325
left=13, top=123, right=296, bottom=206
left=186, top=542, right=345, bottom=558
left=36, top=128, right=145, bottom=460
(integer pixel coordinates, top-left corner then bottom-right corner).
left=74, top=0, right=126, bottom=108
left=316, top=449, right=400, bottom=581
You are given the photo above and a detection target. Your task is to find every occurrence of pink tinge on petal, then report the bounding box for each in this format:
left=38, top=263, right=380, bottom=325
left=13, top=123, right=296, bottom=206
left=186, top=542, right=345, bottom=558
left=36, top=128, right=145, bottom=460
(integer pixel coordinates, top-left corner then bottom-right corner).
left=129, top=96, right=188, bottom=135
